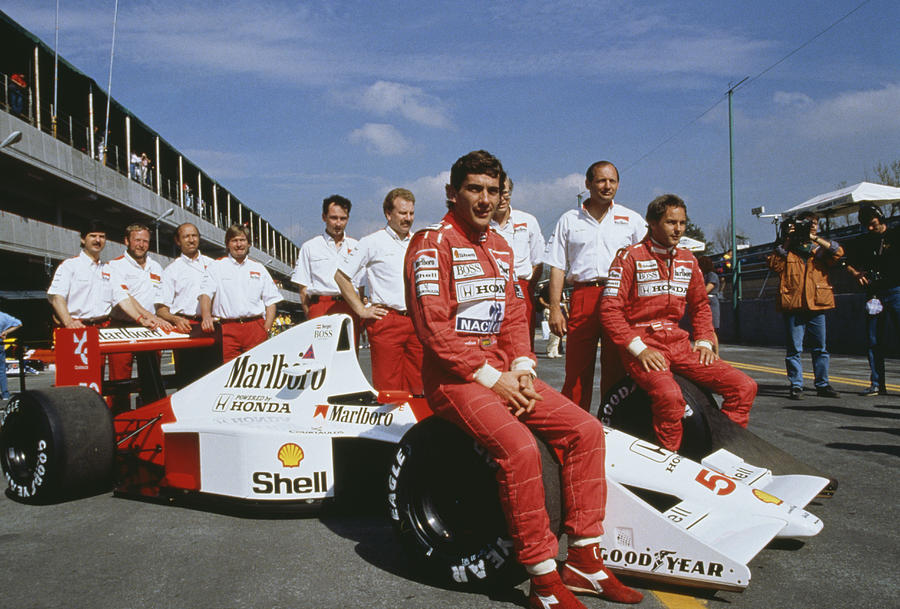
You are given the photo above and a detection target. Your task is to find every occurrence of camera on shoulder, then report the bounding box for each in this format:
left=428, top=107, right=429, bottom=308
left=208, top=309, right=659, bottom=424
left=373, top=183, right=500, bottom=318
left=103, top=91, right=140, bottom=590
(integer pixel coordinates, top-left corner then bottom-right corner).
left=780, top=217, right=813, bottom=244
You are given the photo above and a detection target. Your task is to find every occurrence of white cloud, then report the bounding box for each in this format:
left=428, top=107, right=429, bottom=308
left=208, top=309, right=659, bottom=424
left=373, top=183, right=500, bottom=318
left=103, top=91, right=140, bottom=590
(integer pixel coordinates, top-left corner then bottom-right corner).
left=9, top=2, right=781, bottom=89
left=773, top=91, right=813, bottom=108
left=348, top=123, right=412, bottom=156
left=358, top=81, right=452, bottom=128
left=794, top=83, right=900, bottom=139
left=514, top=174, right=586, bottom=230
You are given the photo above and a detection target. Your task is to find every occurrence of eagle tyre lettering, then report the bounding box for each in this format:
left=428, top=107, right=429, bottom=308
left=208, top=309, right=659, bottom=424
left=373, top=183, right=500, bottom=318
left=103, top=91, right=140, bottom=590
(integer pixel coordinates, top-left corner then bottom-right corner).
left=0, top=388, right=114, bottom=504
left=389, top=417, right=562, bottom=588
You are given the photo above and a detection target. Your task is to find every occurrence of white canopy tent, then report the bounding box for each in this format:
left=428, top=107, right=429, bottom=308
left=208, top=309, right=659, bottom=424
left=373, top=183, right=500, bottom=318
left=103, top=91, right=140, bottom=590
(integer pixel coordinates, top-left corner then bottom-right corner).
left=780, top=182, right=900, bottom=219
left=678, top=235, right=706, bottom=252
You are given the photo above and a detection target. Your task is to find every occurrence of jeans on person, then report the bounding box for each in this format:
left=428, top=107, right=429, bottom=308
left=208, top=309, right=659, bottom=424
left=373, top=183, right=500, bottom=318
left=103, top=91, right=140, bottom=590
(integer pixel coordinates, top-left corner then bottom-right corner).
left=867, top=286, right=900, bottom=389
left=783, top=310, right=829, bottom=389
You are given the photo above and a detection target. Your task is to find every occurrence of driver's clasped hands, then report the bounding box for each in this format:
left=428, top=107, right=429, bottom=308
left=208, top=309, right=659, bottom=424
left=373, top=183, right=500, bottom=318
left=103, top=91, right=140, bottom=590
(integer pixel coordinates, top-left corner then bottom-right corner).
left=491, top=370, right=543, bottom=418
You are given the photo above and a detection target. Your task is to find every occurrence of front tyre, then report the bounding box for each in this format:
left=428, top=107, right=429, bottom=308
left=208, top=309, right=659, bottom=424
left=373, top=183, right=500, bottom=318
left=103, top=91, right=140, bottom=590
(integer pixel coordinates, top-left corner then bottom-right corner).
left=1, top=387, right=115, bottom=503
left=599, top=374, right=716, bottom=461
left=388, top=416, right=561, bottom=588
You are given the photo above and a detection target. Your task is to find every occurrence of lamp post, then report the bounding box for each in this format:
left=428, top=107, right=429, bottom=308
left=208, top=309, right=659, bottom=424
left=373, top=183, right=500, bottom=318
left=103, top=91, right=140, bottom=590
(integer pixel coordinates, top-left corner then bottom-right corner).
left=727, top=77, right=748, bottom=341
left=152, top=208, right=176, bottom=254
left=0, top=131, right=23, bottom=149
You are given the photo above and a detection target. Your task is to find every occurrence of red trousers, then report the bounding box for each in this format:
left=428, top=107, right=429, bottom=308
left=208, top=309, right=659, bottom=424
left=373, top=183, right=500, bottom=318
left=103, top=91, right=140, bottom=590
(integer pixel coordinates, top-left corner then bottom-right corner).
left=517, top=279, right=537, bottom=352
left=221, top=318, right=267, bottom=363
left=365, top=310, right=424, bottom=394
left=562, top=285, right=604, bottom=411
left=429, top=378, right=606, bottom=566
left=623, top=331, right=756, bottom=451
left=307, top=296, right=361, bottom=348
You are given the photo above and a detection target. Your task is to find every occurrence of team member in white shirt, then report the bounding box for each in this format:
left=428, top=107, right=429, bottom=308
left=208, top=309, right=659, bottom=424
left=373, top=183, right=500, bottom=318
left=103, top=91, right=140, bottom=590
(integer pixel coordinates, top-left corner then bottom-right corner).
left=334, top=188, right=423, bottom=394
left=199, top=224, right=282, bottom=362
left=491, top=175, right=545, bottom=350
left=47, top=220, right=112, bottom=328
left=156, top=223, right=213, bottom=333
left=544, top=161, right=646, bottom=411
left=293, top=195, right=359, bottom=317
left=156, top=222, right=216, bottom=380
left=107, top=223, right=174, bottom=409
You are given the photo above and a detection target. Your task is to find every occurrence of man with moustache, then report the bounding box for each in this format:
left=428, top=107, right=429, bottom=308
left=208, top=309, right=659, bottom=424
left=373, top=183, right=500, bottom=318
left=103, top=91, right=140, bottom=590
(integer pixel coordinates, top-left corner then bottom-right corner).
left=47, top=219, right=113, bottom=328
left=405, top=150, right=642, bottom=609
left=544, top=161, right=646, bottom=411
left=199, top=224, right=282, bottom=362
left=600, top=194, right=756, bottom=451
left=107, top=223, right=174, bottom=410
left=491, top=175, right=545, bottom=350
left=334, top=188, right=423, bottom=393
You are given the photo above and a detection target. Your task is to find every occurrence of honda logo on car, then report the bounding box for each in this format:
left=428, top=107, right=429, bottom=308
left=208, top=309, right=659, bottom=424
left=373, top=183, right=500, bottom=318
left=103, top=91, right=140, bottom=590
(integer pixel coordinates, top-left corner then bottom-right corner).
left=213, top=393, right=292, bottom=414
left=225, top=353, right=326, bottom=391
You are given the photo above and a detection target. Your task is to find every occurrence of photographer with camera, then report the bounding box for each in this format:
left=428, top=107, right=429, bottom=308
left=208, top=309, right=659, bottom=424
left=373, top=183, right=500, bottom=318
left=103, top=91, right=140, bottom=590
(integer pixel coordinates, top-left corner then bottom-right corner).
left=845, top=203, right=899, bottom=396
left=767, top=211, right=844, bottom=400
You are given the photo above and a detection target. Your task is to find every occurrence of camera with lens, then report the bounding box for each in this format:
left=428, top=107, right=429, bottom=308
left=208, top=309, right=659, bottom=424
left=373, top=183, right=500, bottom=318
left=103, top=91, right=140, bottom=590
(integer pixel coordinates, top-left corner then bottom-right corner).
left=779, top=217, right=813, bottom=244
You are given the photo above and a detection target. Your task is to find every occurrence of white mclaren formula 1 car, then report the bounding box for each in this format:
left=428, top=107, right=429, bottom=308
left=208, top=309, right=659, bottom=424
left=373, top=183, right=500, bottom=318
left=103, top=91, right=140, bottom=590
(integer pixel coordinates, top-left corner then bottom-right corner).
left=0, top=314, right=829, bottom=592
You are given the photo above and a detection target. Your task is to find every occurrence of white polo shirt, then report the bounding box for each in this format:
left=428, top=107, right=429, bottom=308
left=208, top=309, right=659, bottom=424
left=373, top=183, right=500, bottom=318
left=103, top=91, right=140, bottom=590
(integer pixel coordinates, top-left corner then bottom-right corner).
left=157, top=252, right=214, bottom=316
left=292, top=232, right=360, bottom=295
left=337, top=226, right=410, bottom=311
left=491, top=208, right=545, bottom=280
left=47, top=250, right=112, bottom=319
left=544, top=202, right=646, bottom=282
left=199, top=255, right=282, bottom=319
left=108, top=252, right=164, bottom=311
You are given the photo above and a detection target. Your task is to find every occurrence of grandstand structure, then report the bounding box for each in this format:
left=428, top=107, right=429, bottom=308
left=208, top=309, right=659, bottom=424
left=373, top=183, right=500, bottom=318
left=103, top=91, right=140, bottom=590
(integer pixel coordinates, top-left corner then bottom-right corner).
left=0, top=11, right=299, bottom=342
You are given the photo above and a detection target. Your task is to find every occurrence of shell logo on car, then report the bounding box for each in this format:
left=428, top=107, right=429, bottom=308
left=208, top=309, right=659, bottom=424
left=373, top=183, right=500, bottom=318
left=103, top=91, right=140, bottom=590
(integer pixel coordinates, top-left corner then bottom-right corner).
left=752, top=488, right=783, bottom=505
left=277, top=443, right=304, bottom=467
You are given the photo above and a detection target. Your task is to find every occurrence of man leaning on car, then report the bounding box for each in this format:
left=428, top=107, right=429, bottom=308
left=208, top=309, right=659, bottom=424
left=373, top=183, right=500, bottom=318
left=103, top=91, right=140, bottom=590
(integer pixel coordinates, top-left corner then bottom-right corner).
left=767, top=211, right=843, bottom=400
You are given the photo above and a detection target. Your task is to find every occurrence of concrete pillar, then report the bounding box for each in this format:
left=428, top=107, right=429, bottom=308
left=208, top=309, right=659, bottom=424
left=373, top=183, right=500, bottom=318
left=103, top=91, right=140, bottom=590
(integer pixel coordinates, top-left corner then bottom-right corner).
left=33, top=45, right=41, bottom=130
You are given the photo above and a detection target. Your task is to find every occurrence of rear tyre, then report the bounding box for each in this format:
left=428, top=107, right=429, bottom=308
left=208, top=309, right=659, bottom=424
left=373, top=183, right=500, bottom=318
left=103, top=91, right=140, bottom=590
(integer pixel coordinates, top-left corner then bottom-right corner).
left=1, top=387, right=115, bottom=503
left=598, top=374, right=716, bottom=461
left=388, top=416, right=561, bottom=588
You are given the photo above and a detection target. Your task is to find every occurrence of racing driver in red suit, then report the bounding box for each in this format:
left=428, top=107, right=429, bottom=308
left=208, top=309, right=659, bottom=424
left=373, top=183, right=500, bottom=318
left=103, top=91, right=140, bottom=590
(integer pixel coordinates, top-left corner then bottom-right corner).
left=404, top=150, right=642, bottom=609
left=600, top=194, right=756, bottom=451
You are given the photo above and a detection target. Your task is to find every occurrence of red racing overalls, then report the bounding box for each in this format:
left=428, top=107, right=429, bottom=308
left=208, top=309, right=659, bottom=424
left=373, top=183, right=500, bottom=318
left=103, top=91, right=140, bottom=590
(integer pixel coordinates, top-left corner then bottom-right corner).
left=600, top=237, right=756, bottom=451
left=404, top=212, right=609, bottom=567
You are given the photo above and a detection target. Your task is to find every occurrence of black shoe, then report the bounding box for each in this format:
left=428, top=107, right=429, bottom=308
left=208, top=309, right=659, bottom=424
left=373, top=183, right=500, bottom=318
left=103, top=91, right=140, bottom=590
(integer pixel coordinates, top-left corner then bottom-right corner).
left=789, top=386, right=803, bottom=400
left=861, top=385, right=880, bottom=397
left=816, top=385, right=839, bottom=398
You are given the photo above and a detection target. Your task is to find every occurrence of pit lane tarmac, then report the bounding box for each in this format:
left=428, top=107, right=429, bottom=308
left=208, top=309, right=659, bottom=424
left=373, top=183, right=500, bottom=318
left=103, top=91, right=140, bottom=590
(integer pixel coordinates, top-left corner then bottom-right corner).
left=1, top=342, right=897, bottom=609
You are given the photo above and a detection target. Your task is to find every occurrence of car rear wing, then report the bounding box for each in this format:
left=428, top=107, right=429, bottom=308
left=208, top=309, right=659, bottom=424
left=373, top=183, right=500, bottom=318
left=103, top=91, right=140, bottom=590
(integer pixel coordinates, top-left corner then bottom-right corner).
left=54, top=326, right=220, bottom=397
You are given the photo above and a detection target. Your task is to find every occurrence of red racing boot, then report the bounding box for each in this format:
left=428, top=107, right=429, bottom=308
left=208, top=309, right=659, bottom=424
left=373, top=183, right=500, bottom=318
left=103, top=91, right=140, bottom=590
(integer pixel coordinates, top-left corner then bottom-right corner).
left=560, top=544, right=643, bottom=604
left=528, top=571, right=589, bottom=609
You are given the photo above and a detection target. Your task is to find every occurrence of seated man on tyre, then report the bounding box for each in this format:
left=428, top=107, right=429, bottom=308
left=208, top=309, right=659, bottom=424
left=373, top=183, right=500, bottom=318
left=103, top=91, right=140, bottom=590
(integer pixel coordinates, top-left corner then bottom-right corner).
left=599, top=194, right=757, bottom=452
left=404, top=150, right=642, bottom=609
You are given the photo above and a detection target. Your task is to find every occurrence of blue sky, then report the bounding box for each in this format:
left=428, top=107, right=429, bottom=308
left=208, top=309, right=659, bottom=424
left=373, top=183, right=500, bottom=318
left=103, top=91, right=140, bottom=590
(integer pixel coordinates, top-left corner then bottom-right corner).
left=3, top=0, right=898, bottom=248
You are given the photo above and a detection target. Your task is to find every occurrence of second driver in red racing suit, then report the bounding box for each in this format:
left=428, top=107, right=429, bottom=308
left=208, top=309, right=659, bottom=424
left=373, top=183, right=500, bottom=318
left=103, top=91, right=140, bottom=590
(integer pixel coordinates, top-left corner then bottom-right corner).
left=404, top=151, right=640, bottom=609
left=600, top=194, right=756, bottom=452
